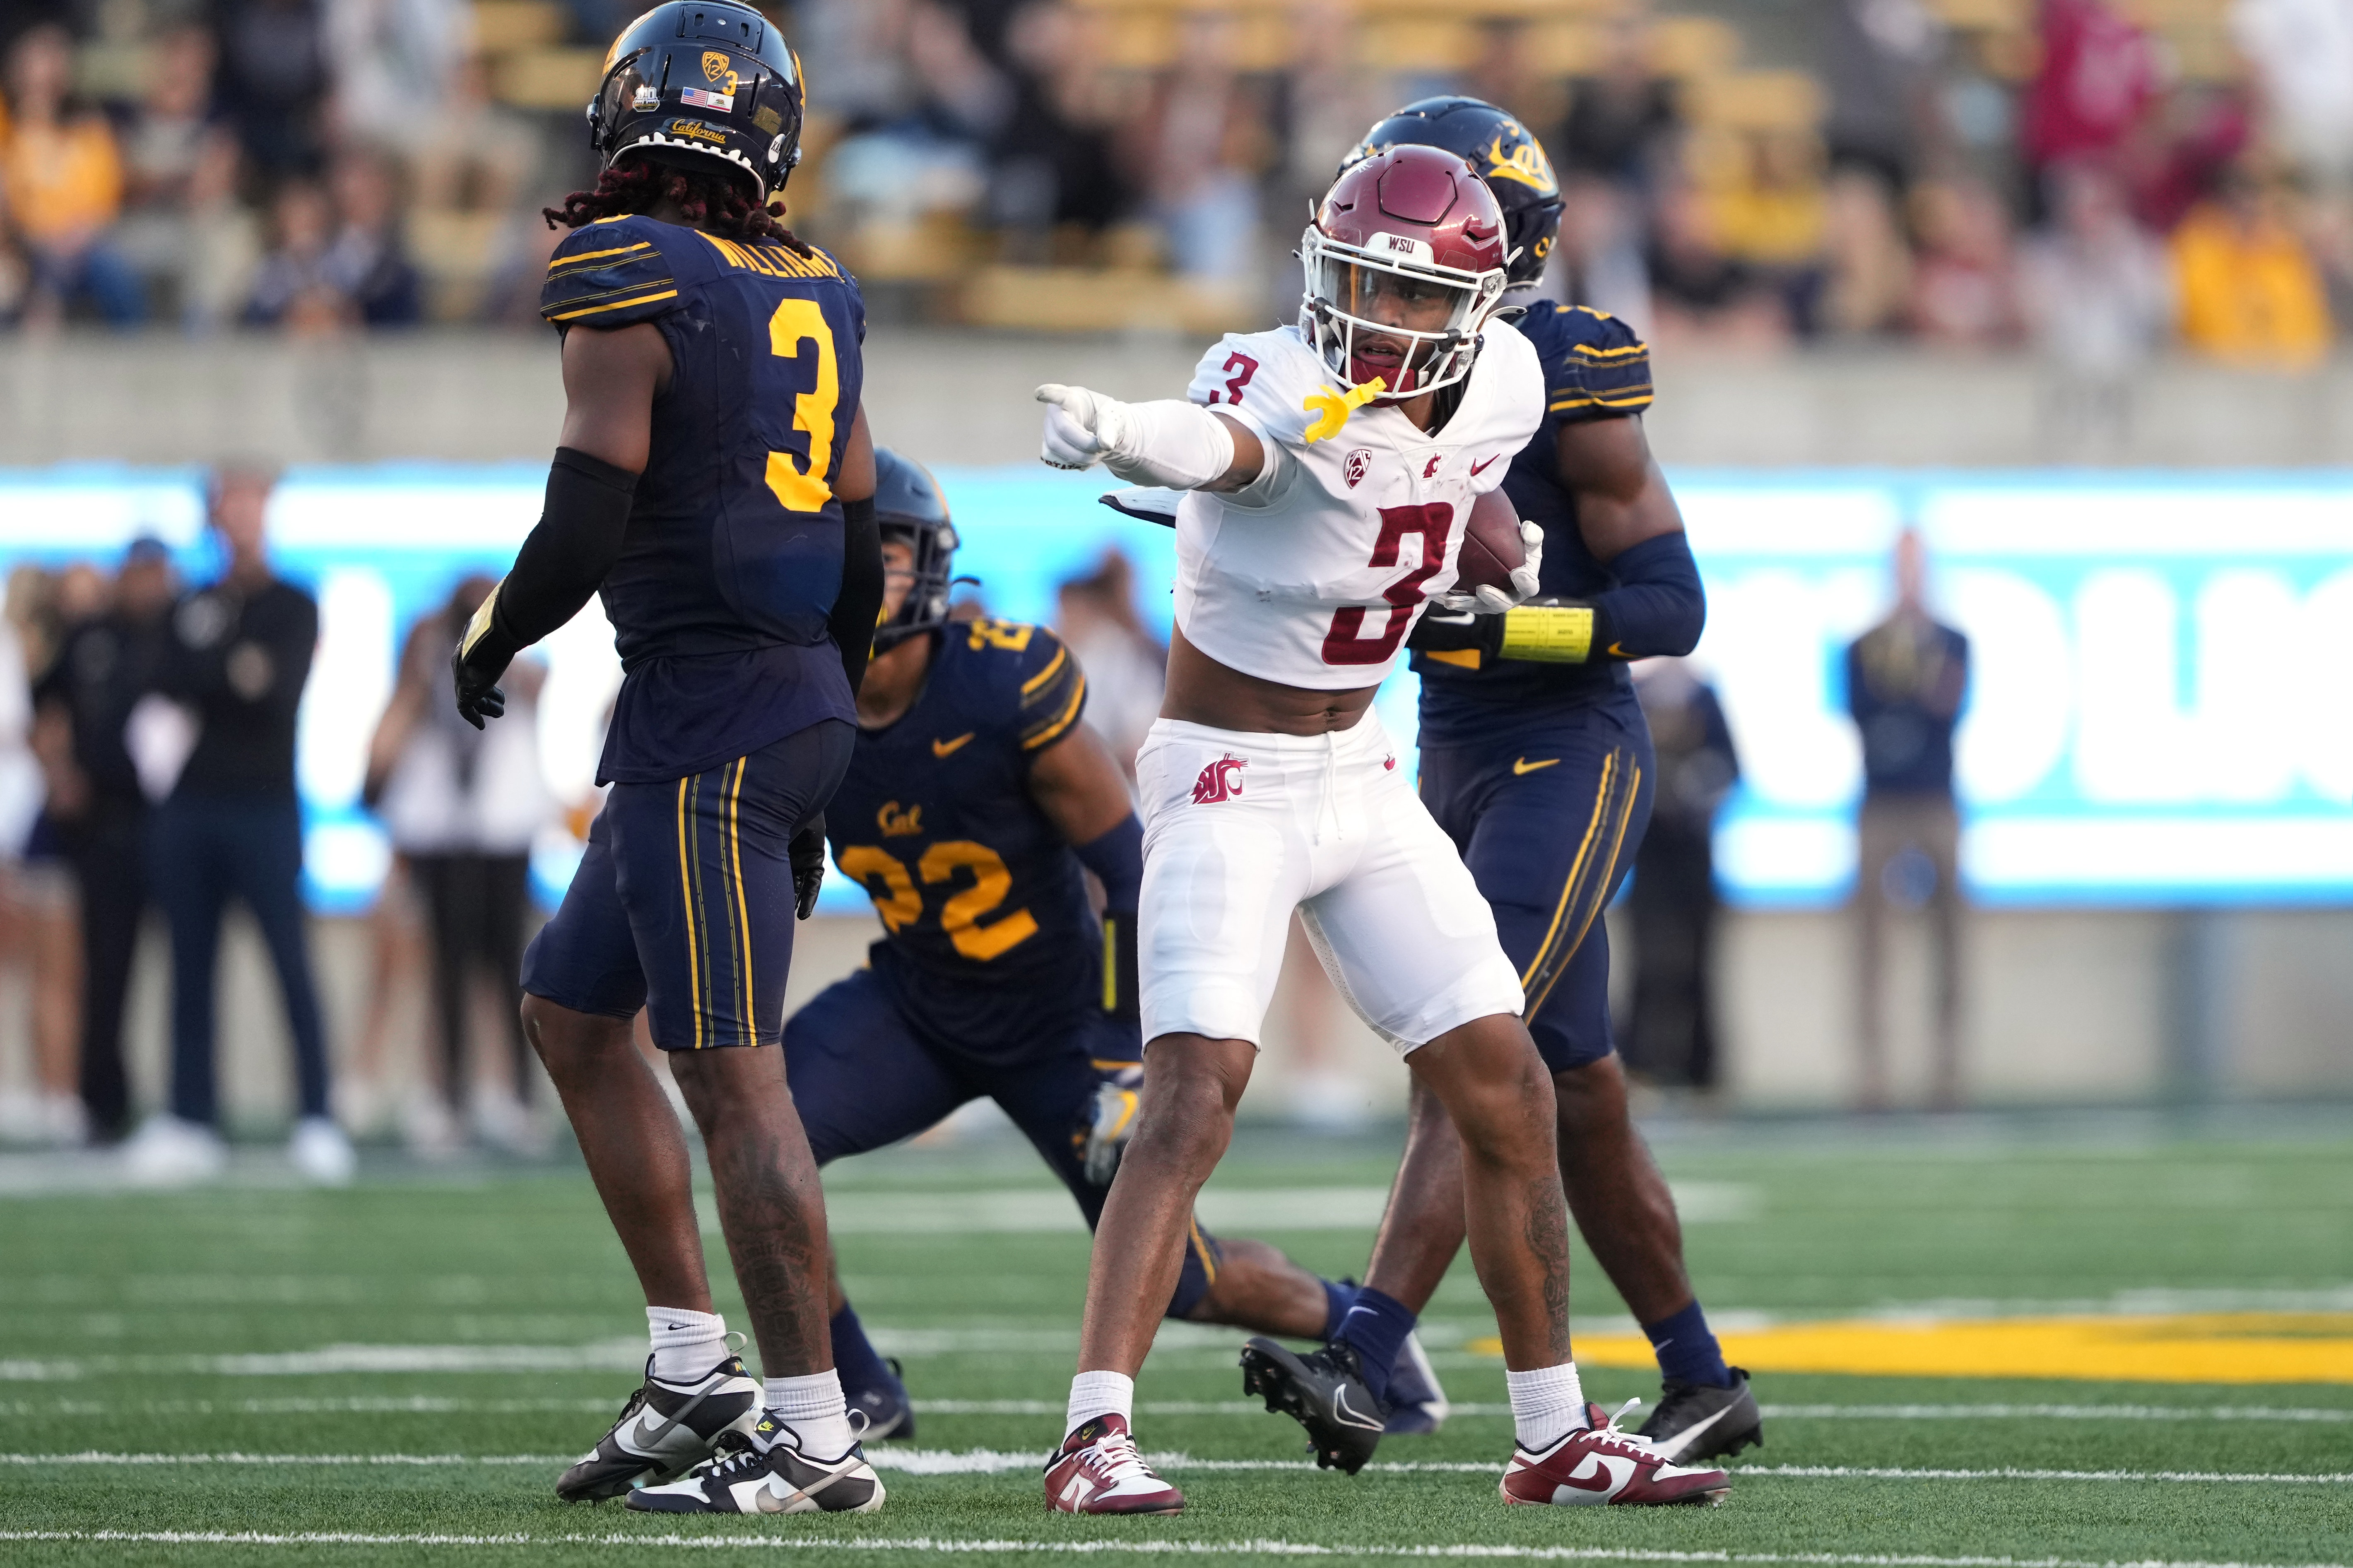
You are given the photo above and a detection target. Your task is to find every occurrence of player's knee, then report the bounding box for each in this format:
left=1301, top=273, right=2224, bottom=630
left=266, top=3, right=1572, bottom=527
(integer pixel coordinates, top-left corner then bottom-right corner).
left=1551, top=1053, right=1628, bottom=1140
left=520, top=993, right=629, bottom=1080
left=1130, top=1040, right=1248, bottom=1170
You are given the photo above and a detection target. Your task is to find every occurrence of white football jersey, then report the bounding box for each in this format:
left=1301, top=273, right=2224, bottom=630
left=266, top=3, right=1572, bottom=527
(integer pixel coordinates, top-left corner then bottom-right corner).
left=1173, top=320, right=1544, bottom=689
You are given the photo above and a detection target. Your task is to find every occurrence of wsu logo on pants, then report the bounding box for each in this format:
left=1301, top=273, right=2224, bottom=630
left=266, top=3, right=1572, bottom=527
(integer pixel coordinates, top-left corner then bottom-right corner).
left=1191, top=754, right=1247, bottom=803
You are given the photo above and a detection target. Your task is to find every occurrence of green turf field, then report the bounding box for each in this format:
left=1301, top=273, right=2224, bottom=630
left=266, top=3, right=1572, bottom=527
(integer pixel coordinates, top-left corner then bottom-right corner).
left=4, top=1116, right=2350, bottom=1566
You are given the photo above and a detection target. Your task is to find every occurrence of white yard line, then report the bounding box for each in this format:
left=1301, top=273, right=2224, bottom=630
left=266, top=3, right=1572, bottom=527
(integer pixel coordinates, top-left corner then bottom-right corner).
left=0, top=1531, right=2343, bottom=1568
left=7, top=1451, right=2350, bottom=1486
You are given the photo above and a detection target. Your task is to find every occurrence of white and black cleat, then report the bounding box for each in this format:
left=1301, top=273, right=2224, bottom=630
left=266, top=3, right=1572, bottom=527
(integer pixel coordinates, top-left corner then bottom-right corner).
left=1635, top=1366, right=1763, bottom=1463
left=1382, top=1330, right=1450, bottom=1436
left=554, top=1352, right=761, bottom=1501
left=1239, top=1336, right=1385, bottom=1474
left=626, top=1414, right=885, bottom=1515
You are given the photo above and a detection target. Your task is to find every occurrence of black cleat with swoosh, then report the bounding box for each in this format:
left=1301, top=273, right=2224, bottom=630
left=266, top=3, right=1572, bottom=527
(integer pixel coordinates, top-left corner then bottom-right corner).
left=1240, top=1337, right=1387, bottom=1474
left=626, top=1415, right=884, bottom=1514
left=1635, top=1367, right=1763, bottom=1463
left=554, top=1354, right=761, bottom=1501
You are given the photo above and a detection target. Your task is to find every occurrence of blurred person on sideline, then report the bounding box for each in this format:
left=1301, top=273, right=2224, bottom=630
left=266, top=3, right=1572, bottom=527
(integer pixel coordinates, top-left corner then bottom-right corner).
left=212, top=0, right=332, bottom=178
left=1, top=23, right=143, bottom=327
left=1845, top=529, right=1969, bottom=1113
left=2170, top=163, right=2334, bottom=370
left=1905, top=176, right=2025, bottom=347
left=1052, top=549, right=1163, bottom=780
left=0, top=564, right=106, bottom=1147
left=120, top=465, right=351, bottom=1188
left=242, top=179, right=356, bottom=330
left=34, top=540, right=179, bottom=1144
left=323, top=147, right=421, bottom=326
left=2018, top=161, right=2172, bottom=453
left=1623, top=658, right=1739, bottom=1094
left=364, top=576, right=552, bottom=1155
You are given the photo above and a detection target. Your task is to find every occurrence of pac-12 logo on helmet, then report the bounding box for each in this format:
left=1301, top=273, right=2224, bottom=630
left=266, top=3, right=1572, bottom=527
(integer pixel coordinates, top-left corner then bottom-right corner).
left=588, top=2, right=806, bottom=200
left=1343, top=97, right=1563, bottom=288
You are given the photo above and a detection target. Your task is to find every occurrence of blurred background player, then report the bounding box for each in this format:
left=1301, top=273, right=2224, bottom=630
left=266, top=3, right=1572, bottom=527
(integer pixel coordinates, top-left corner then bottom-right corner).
left=784, top=451, right=1429, bottom=1440
left=1846, top=528, right=1971, bottom=1112
left=448, top=1, right=886, bottom=1519
left=1287, top=99, right=1756, bottom=1468
left=1626, top=657, right=1741, bottom=1095
left=1034, top=143, right=1727, bottom=1513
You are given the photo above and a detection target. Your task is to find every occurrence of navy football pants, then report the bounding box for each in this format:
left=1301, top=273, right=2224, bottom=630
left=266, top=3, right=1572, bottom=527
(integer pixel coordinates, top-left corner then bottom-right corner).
left=1418, top=694, right=1656, bottom=1072
left=783, top=967, right=1222, bottom=1318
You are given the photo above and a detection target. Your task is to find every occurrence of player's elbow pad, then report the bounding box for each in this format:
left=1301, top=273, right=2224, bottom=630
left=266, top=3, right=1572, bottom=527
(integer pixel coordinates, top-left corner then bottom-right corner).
left=1104, top=399, right=1237, bottom=491
left=1591, top=530, right=1705, bottom=660
left=831, top=495, right=882, bottom=697
left=496, top=447, right=638, bottom=648
left=1072, top=815, right=1144, bottom=1020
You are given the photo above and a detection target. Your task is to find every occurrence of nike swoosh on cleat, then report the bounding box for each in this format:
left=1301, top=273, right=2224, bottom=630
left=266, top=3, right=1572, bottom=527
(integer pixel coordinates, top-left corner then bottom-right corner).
left=1647, top=1400, right=1740, bottom=1461
left=932, top=733, right=975, bottom=757
left=1332, top=1386, right=1384, bottom=1432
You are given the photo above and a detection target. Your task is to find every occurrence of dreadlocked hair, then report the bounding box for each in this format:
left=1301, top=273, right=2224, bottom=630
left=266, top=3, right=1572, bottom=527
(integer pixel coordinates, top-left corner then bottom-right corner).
left=544, top=157, right=814, bottom=256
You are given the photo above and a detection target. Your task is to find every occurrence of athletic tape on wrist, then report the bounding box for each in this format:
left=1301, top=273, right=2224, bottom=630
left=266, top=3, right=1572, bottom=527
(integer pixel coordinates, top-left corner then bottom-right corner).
left=1498, top=605, right=1596, bottom=664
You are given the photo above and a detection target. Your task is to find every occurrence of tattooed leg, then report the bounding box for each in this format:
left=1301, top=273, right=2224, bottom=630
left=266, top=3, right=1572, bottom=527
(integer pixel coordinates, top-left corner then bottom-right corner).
left=672, top=1044, right=834, bottom=1376
left=1404, top=1015, right=1572, bottom=1368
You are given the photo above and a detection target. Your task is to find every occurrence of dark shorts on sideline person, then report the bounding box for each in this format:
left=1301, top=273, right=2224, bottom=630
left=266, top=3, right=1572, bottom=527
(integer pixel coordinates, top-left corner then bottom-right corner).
left=1417, top=691, right=1656, bottom=1074
left=523, top=719, right=854, bottom=1050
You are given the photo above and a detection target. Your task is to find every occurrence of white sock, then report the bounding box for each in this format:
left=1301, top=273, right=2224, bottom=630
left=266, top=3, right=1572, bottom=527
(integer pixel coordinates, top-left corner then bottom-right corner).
left=1065, top=1369, right=1134, bottom=1438
left=646, top=1306, right=727, bottom=1383
left=1505, top=1361, right=1590, bottom=1450
left=766, top=1370, right=854, bottom=1458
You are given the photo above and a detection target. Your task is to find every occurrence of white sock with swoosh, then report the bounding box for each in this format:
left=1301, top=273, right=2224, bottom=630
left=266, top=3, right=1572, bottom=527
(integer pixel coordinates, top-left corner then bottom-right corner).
left=1506, top=1361, right=1590, bottom=1450
left=648, top=1306, right=729, bottom=1382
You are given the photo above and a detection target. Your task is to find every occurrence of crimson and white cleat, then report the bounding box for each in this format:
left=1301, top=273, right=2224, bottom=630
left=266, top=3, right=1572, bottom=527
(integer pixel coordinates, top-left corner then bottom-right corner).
left=1043, top=1414, right=1185, bottom=1515
left=1500, top=1403, right=1730, bottom=1507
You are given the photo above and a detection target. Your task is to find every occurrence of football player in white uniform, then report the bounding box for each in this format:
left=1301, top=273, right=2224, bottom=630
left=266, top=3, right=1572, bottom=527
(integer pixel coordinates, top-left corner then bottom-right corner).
left=1028, top=145, right=1730, bottom=1515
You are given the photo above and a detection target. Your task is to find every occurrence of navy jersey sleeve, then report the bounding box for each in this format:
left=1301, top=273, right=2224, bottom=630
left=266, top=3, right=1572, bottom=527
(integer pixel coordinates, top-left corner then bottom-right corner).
left=540, top=216, right=685, bottom=329
left=959, top=619, right=1089, bottom=757
left=1535, top=303, right=1654, bottom=424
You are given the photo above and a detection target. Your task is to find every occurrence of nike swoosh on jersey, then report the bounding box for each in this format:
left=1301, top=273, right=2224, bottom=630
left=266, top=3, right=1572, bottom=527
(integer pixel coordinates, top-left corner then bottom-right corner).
left=932, top=733, right=975, bottom=757
left=1512, top=757, right=1560, bottom=775
left=1471, top=454, right=1502, bottom=476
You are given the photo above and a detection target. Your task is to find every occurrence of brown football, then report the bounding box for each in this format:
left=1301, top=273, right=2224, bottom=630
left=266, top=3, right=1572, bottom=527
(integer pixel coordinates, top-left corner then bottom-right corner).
left=1452, top=487, right=1525, bottom=595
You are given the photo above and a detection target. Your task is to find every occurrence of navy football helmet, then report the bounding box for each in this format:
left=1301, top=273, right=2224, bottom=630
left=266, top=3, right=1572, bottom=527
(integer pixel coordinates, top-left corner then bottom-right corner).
left=872, top=448, right=963, bottom=650
left=588, top=2, right=804, bottom=200
left=1342, top=97, right=1563, bottom=287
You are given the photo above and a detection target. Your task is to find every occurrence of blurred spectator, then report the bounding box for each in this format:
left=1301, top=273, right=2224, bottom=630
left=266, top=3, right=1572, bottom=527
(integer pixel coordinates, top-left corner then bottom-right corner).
left=2128, top=85, right=2252, bottom=235
left=1136, top=13, right=1269, bottom=281
left=1705, top=129, right=1831, bottom=276
left=34, top=540, right=178, bottom=1144
left=1818, top=167, right=1912, bottom=337
left=2018, top=162, right=2171, bottom=449
left=1624, top=658, right=1739, bottom=1094
left=1053, top=548, right=1163, bottom=780
left=1821, top=0, right=1946, bottom=190
left=2022, top=0, right=2160, bottom=190
left=1845, top=529, right=1969, bottom=1113
left=2, top=23, right=143, bottom=326
left=326, top=0, right=470, bottom=159
left=1550, top=171, right=1654, bottom=330
left=1556, top=8, right=1682, bottom=190
left=1905, top=176, right=2024, bottom=346
left=111, top=26, right=245, bottom=324
left=2231, top=0, right=2353, bottom=188
left=324, top=147, right=421, bottom=325
left=243, top=179, right=355, bottom=330
left=364, top=578, right=551, bottom=1156
left=2170, top=164, right=2334, bottom=369
left=122, top=466, right=351, bottom=1188
left=990, top=0, right=1130, bottom=258
left=1646, top=183, right=1790, bottom=346
left=213, top=0, right=331, bottom=178
left=408, top=51, right=536, bottom=219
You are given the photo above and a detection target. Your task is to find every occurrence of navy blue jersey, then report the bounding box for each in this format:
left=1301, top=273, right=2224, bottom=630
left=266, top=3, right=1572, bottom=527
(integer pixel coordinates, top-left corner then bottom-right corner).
left=824, top=619, right=1101, bottom=1062
left=540, top=214, right=867, bottom=784
left=1414, top=302, right=1654, bottom=746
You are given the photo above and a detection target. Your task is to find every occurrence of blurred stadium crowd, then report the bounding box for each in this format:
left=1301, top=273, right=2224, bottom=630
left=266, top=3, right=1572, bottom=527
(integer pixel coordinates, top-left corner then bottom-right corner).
left=0, top=0, right=2345, bottom=366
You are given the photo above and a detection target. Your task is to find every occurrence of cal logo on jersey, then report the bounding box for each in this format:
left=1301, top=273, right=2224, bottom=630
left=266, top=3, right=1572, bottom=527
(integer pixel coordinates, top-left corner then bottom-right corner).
left=878, top=801, right=922, bottom=837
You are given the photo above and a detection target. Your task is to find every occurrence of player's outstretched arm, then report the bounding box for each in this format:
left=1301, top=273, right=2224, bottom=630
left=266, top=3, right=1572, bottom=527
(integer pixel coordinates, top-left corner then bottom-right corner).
left=1035, top=384, right=1266, bottom=493
left=451, top=322, right=670, bottom=726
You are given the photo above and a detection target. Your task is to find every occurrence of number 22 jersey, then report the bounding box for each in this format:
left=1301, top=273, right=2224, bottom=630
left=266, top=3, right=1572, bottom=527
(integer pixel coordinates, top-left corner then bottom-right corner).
left=1170, top=319, right=1544, bottom=690
left=540, top=213, right=867, bottom=785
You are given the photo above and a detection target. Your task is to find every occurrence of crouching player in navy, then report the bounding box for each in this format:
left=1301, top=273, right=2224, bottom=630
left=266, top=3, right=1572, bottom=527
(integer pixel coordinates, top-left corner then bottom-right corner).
left=449, top=2, right=886, bottom=1517
left=1249, top=100, right=1759, bottom=1470
left=783, top=452, right=1433, bottom=1438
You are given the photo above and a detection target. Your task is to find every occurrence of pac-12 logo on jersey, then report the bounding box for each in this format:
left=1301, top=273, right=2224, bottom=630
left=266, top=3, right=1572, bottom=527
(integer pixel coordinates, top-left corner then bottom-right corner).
left=1345, top=449, right=1371, bottom=489
left=1191, top=755, right=1247, bottom=803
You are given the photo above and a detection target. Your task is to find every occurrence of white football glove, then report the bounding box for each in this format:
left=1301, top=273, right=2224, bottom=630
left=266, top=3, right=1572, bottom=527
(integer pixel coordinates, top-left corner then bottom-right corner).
left=1434, top=519, right=1546, bottom=613
left=1036, top=384, right=1238, bottom=488
left=1037, top=383, right=1133, bottom=471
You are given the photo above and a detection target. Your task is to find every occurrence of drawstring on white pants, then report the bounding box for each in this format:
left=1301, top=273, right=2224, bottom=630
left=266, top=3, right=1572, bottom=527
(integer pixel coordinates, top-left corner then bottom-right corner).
left=1315, top=730, right=1340, bottom=845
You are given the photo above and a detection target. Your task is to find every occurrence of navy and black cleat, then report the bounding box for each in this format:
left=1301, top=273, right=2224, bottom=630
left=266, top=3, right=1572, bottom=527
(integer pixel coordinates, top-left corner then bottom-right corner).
left=1382, top=1330, right=1450, bottom=1436
left=1240, top=1337, right=1385, bottom=1474
left=847, top=1356, right=918, bottom=1441
left=1635, top=1366, right=1763, bottom=1463
left=554, top=1353, right=761, bottom=1501
left=627, top=1415, right=884, bottom=1515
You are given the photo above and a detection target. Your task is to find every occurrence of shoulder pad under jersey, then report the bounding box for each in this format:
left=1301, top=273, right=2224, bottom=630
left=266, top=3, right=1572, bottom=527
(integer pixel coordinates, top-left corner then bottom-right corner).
left=541, top=214, right=691, bottom=329
left=1527, top=302, right=1654, bottom=422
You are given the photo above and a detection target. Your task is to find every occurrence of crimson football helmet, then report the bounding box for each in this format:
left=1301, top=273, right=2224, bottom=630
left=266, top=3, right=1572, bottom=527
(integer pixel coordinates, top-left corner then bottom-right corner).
left=1300, top=144, right=1510, bottom=401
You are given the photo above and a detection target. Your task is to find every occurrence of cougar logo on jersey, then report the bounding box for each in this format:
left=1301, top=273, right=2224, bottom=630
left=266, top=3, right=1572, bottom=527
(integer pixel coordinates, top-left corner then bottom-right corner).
left=1191, top=755, right=1247, bottom=804
left=1422, top=454, right=1443, bottom=479
left=1345, top=450, right=1372, bottom=489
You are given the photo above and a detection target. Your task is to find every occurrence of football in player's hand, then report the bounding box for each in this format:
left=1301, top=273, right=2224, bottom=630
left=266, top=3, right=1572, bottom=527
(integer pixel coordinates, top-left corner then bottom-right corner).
left=1453, top=488, right=1525, bottom=596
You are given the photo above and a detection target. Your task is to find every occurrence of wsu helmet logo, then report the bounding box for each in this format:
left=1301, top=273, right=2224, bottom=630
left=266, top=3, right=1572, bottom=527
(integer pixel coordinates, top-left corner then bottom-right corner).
left=1191, top=754, right=1247, bottom=803
left=1344, top=449, right=1371, bottom=489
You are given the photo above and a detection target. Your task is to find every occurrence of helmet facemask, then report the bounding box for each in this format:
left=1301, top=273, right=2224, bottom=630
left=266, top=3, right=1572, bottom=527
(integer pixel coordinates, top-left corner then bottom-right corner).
left=1298, top=224, right=1507, bottom=400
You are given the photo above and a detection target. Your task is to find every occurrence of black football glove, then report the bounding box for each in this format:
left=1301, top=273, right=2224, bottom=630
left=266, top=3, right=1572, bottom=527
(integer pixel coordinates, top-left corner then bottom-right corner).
left=1409, top=601, right=1604, bottom=666
left=1408, top=605, right=1505, bottom=660
left=451, top=582, right=520, bottom=729
left=789, top=814, right=828, bottom=920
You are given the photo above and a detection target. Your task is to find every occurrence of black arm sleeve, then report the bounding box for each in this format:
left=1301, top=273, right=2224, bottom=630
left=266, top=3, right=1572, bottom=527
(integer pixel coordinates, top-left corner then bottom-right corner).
left=491, top=447, right=638, bottom=651
left=830, top=494, right=882, bottom=698
left=1590, top=529, right=1705, bottom=660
